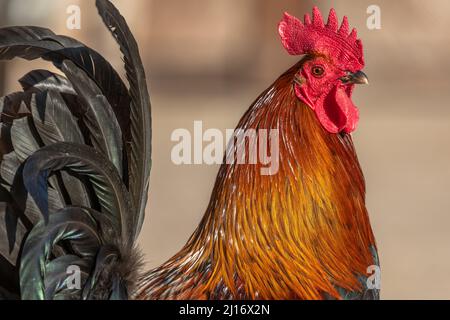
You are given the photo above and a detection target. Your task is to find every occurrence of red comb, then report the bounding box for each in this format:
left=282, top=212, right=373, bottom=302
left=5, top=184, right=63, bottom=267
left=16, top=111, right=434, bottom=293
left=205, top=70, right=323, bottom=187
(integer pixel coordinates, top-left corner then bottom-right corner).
left=278, top=7, right=364, bottom=71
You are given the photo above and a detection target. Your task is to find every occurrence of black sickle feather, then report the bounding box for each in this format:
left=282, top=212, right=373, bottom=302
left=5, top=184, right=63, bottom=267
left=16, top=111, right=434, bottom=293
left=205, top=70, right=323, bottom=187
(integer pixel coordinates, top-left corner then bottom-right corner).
left=0, top=151, right=64, bottom=226
left=0, top=92, right=31, bottom=124
left=10, top=116, right=40, bottom=163
left=0, top=190, right=27, bottom=265
left=29, top=91, right=84, bottom=147
left=96, top=0, right=152, bottom=238
left=0, top=26, right=131, bottom=141
left=19, top=69, right=77, bottom=96
left=29, top=90, right=91, bottom=208
left=44, top=255, right=91, bottom=300
left=22, top=142, right=133, bottom=244
left=61, top=60, right=124, bottom=177
left=82, top=245, right=120, bottom=300
left=0, top=0, right=147, bottom=301
left=9, top=110, right=67, bottom=207
left=19, top=207, right=102, bottom=300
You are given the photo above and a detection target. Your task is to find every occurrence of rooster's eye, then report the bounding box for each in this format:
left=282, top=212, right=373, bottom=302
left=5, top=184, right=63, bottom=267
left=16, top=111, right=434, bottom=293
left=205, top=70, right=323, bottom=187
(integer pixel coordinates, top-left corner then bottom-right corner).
left=311, top=66, right=325, bottom=78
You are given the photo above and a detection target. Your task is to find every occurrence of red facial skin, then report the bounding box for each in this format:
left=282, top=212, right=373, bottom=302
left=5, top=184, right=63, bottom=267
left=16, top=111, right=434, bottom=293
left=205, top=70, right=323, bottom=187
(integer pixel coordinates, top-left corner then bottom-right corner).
left=294, top=56, right=360, bottom=134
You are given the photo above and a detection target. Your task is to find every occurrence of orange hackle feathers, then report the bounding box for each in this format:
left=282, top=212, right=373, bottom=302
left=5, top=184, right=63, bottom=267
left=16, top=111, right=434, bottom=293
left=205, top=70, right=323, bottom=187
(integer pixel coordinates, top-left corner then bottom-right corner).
left=136, top=61, right=377, bottom=300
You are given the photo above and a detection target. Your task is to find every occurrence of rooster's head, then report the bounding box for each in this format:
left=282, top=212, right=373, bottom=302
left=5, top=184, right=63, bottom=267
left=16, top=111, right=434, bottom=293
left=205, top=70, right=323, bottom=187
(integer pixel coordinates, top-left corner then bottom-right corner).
left=279, top=7, right=368, bottom=134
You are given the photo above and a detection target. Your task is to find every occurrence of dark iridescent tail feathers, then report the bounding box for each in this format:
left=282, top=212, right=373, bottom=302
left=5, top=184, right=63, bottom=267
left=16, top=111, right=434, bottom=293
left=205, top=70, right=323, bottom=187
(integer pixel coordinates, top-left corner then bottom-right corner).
left=0, top=0, right=152, bottom=300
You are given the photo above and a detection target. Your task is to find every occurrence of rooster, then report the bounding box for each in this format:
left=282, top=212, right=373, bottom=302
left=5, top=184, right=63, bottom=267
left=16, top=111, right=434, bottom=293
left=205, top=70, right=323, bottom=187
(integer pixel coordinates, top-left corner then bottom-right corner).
left=0, top=1, right=379, bottom=300
left=137, top=6, right=379, bottom=301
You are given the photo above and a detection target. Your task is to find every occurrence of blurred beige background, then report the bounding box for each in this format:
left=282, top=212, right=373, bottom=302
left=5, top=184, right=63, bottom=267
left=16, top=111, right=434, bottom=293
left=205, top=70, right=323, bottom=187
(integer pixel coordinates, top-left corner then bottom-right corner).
left=1, top=0, right=450, bottom=300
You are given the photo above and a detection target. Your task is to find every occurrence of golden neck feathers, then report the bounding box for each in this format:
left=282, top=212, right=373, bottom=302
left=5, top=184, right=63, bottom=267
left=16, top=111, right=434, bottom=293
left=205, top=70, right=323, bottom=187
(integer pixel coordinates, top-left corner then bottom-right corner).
left=137, top=62, right=377, bottom=300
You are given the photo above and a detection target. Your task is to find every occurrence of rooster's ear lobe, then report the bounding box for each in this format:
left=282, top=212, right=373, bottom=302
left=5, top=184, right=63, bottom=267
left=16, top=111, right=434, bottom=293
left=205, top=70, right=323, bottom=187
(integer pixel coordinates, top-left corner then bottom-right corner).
left=278, top=12, right=305, bottom=55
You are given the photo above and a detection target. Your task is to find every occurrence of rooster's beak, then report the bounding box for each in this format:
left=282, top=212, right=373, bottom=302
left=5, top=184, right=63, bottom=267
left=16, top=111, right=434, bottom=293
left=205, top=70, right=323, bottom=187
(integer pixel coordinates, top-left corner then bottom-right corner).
left=341, top=71, right=369, bottom=85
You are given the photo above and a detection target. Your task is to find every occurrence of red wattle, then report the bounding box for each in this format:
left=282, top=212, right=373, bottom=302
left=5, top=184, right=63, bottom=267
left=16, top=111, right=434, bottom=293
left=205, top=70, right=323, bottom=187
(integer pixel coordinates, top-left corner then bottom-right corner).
left=295, top=83, right=360, bottom=134
left=333, top=85, right=359, bottom=133
left=307, top=85, right=359, bottom=134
